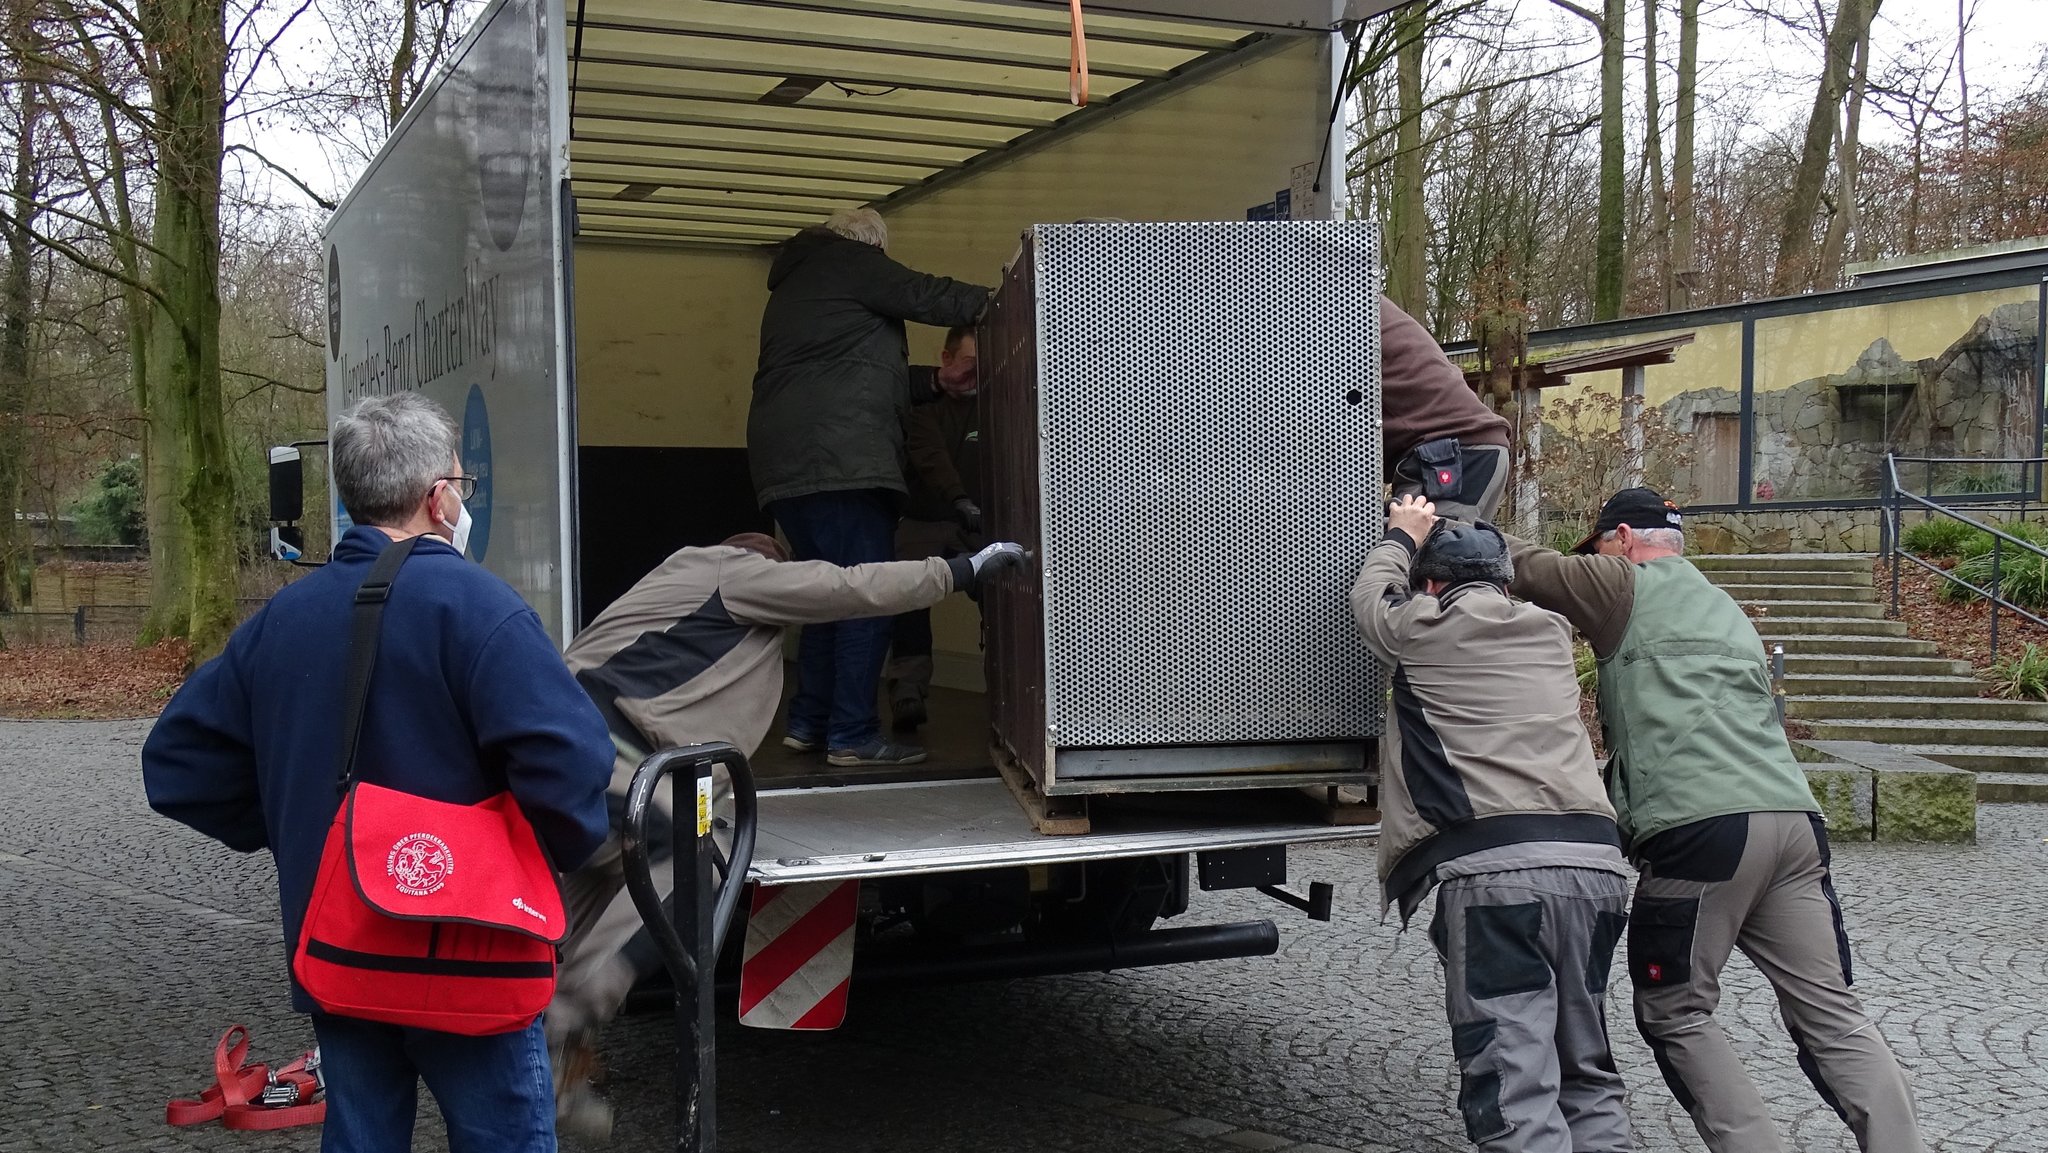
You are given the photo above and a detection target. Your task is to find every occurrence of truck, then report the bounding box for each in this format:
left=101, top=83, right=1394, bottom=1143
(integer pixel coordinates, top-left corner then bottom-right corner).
left=277, top=0, right=1402, bottom=1107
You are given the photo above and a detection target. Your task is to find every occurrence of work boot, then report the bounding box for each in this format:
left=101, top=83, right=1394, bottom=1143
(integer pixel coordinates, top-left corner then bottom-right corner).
left=826, top=741, right=928, bottom=767
left=891, top=690, right=928, bottom=732
left=552, top=1032, right=614, bottom=1142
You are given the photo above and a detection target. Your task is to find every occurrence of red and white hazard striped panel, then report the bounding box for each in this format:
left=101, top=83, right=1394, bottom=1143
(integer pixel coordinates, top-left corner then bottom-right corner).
left=737, top=880, right=858, bottom=1030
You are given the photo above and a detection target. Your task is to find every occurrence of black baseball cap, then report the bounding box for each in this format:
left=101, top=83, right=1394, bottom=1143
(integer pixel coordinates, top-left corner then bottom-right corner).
left=1572, top=487, right=1684, bottom=553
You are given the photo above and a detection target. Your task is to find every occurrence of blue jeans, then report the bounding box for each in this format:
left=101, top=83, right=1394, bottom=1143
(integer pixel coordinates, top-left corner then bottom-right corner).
left=311, top=1014, right=555, bottom=1153
left=770, top=488, right=898, bottom=749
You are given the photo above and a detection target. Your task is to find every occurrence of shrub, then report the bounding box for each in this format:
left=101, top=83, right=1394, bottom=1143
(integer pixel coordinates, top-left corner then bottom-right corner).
left=1988, top=643, right=2048, bottom=702
left=70, top=458, right=146, bottom=547
left=1574, top=641, right=1598, bottom=696
left=1958, top=520, right=2048, bottom=559
left=1900, top=518, right=1978, bottom=558
left=1942, top=545, right=2048, bottom=610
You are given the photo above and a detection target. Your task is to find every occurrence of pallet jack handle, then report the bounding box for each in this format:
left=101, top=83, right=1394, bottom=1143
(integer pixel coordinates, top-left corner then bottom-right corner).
left=621, top=742, right=759, bottom=1153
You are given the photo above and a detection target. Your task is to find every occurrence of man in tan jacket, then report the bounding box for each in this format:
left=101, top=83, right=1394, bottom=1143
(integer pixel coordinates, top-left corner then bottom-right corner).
left=547, top=531, right=1024, bottom=1135
left=1352, top=496, right=1633, bottom=1153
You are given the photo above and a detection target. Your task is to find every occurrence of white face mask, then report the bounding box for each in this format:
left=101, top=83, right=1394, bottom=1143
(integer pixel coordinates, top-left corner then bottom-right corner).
left=436, top=487, right=474, bottom=556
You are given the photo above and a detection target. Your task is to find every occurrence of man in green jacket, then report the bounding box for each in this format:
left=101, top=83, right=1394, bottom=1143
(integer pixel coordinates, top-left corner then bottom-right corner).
left=746, top=207, right=990, bottom=768
left=1508, top=487, right=1925, bottom=1153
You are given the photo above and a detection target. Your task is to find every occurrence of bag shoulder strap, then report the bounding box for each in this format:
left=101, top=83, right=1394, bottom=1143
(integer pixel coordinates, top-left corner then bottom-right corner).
left=336, top=535, right=424, bottom=791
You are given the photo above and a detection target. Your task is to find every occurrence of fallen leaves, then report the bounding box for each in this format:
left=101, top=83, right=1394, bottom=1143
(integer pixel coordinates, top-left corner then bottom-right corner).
left=1874, top=560, right=2048, bottom=693
left=0, top=640, right=189, bottom=719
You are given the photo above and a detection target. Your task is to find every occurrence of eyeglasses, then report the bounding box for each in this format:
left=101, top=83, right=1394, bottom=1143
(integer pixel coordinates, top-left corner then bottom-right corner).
left=439, top=475, right=478, bottom=501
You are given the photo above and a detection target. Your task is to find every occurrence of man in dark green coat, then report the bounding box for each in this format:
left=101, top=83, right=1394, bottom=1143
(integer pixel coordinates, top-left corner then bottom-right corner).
left=747, top=207, right=990, bottom=767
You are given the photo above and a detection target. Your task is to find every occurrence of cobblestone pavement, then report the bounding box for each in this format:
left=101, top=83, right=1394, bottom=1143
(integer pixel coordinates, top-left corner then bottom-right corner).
left=3, top=718, right=2045, bottom=1152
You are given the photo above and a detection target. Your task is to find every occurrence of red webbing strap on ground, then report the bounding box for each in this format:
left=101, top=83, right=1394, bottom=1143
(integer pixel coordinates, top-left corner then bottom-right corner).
left=1069, top=0, right=1090, bottom=106
left=222, top=1051, right=326, bottom=1131
left=166, top=1025, right=325, bottom=1130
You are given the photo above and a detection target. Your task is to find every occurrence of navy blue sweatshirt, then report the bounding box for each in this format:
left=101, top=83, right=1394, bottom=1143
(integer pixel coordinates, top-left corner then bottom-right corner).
left=143, top=527, right=612, bottom=1011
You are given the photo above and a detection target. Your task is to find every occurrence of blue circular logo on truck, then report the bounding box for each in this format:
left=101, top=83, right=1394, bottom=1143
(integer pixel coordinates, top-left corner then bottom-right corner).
left=462, top=384, right=493, bottom=562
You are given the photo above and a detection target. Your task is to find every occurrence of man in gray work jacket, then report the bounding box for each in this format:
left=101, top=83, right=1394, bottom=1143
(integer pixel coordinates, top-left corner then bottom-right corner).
left=1352, top=496, right=1633, bottom=1153
left=547, top=531, right=1024, bottom=1137
left=1507, top=487, right=1925, bottom=1153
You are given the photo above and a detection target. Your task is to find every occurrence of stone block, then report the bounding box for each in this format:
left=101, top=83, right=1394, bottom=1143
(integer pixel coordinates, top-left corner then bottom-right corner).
left=1803, top=763, right=1875, bottom=842
left=1799, top=740, right=1977, bottom=844
left=1877, top=763, right=1978, bottom=843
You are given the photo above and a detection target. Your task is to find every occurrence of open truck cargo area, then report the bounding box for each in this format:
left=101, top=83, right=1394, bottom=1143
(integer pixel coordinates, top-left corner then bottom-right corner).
left=307, top=2, right=1402, bottom=1088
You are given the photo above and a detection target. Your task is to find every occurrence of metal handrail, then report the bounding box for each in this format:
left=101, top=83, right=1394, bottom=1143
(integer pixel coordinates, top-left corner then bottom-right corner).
left=1881, top=454, right=2048, bottom=662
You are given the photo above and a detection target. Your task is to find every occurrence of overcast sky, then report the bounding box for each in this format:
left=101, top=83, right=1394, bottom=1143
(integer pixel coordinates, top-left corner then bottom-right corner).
left=234, top=0, right=2045, bottom=214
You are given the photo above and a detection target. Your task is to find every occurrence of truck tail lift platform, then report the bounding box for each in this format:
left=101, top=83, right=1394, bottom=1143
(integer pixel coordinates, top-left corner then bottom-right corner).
left=623, top=742, right=1363, bottom=1152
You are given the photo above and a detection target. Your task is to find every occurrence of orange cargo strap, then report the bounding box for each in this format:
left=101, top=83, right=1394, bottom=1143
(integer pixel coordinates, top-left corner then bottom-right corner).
left=1068, top=0, right=1090, bottom=106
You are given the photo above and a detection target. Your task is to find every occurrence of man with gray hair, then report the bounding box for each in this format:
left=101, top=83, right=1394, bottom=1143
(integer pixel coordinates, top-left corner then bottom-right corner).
left=748, top=206, right=992, bottom=767
left=144, top=391, right=613, bottom=1152
left=1352, top=496, right=1633, bottom=1153
left=1507, top=486, right=1926, bottom=1153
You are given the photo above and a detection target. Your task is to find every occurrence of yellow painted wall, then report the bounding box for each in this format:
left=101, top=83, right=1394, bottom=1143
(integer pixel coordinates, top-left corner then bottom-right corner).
left=1752, top=286, right=2037, bottom=394
left=1516, top=284, right=2038, bottom=421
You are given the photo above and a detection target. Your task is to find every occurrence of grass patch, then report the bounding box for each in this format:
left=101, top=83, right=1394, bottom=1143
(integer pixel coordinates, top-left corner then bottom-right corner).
left=1987, top=643, right=2048, bottom=701
left=1900, top=518, right=1979, bottom=558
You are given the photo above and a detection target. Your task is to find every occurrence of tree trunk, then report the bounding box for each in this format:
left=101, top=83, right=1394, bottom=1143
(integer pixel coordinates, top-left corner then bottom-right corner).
left=0, top=43, right=37, bottom=616
left=140, top=0, right=236, bottom=661
left=1387, top=0, right=1429, bottom=315
left=1644, top=0, right=1671, bottom=311
left=1671, top=0, right=1698, bottom=308
left=388, top=0, right=418, bottom=130
left=1594, top=0, right=1626, bottom=320
left=1774, top=0, right=1875, bottom=295
left=1816, top=14, right=1872, bottom=286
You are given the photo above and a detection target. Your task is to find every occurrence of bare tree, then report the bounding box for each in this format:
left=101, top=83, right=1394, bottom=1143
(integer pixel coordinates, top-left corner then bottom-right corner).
left=1670, top=0, right=1698, bottom=308
left=1550, top=0, right=1626, bottom=320
left=1774, top=0, right=1880, bottom=294
left=1642, top=0, right=1672, bottom=309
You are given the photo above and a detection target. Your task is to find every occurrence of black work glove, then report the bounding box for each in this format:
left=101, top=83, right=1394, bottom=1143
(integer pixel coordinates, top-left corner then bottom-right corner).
left=953, top=497, right=983, bottom=534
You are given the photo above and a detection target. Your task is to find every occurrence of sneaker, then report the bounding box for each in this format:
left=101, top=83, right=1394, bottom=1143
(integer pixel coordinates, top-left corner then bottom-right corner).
left=891, top=696, right=928, bottom=732
left=782, top=733, right=824, bottom=754
left=826, top=741, right=929, bottom=767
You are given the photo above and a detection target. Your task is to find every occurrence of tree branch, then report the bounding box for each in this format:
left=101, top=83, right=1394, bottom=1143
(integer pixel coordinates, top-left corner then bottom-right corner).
left=225, top=366, right=324, bottom=398
left=1547, top=0, right=1603, bottom=26
left=224, top=144, right=337, bottom=210
left=0, top=207, right=169, bottom=311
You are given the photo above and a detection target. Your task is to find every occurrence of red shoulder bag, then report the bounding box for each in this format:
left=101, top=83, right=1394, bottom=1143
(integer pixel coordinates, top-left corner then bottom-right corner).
left=291, top=535, right=567, bottom=1035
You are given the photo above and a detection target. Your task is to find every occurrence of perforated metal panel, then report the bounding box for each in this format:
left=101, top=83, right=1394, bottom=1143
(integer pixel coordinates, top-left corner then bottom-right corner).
left=984, top=221, right=1385, bottom=784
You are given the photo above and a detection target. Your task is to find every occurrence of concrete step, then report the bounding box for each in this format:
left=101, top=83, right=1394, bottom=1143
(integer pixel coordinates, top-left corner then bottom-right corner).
left=1703, top=569, right=1879, bottom=587
left=1787, top=695, right=2048, bottom=722
left=1782, top=654, right=1973, bottom=677
left=1783, top=674, right=1986, bottom=698
left=1757, top=617, right=1910, bottom=638
left=1716, top=583, right=1878, bottom=603
left=1760, top=634, right=1940, bottom=657
left=1693, top=553, right=1875, bottom=572
left=1975, top=773, right=2048, bottom=802
left=1933, top=747, right=2048, bottom=774
left=1805, top=718, right=2048, bottom=749
left=1742, top=600, right=1889, bottom=619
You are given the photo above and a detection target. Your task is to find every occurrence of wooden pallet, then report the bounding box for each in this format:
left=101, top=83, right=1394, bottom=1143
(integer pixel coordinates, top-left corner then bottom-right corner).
left=990, top=743, right=1092, bottom=835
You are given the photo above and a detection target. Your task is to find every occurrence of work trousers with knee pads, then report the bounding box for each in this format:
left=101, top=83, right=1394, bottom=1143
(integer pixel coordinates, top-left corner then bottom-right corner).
left=1630, top=810, right=1925, bottom=1153
left=1431, top=866, right=1634, bottom=1153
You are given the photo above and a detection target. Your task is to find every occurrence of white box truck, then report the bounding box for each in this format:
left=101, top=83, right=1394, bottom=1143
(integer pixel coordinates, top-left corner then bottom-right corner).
left=295, top=0, right=1399, bottom=1023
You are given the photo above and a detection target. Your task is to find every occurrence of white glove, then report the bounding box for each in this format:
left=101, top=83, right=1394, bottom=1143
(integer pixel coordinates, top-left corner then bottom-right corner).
left=970, top=541, right=1027, bottom=578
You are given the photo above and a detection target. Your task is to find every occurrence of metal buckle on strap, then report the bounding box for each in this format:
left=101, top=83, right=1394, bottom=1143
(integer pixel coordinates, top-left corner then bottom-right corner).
left=259, top=1081, right=302, bottom=1108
